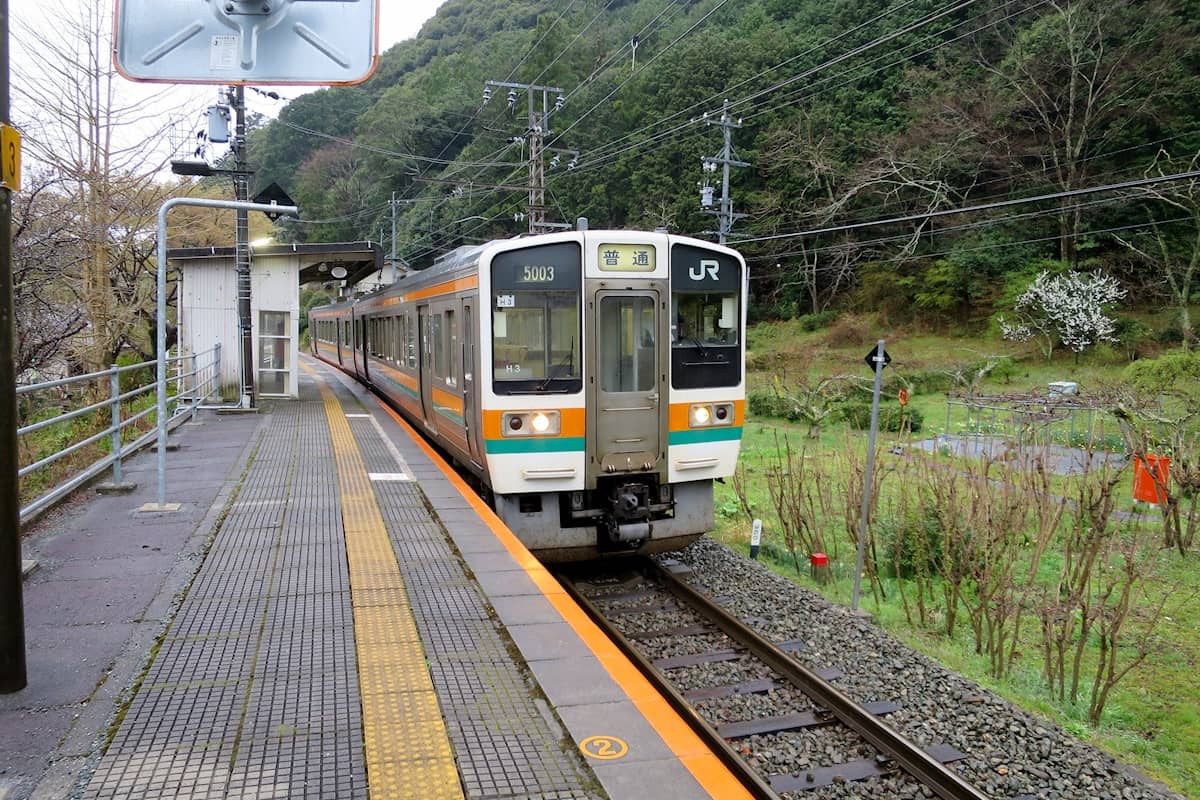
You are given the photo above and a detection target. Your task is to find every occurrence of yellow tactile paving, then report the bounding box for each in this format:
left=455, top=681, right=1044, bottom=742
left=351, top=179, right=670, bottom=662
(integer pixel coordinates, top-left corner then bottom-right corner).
left=314, top=373, right=464, bottom=800
left=368, top=757, right=463, bottom=800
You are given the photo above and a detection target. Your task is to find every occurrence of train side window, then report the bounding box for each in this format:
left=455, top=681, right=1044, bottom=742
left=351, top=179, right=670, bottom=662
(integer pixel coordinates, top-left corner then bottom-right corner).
left=405, top=313, right=417, bottom=368
left=446, top=310, right=457, bottom=386
left=432, top=313, right=444, bottom=378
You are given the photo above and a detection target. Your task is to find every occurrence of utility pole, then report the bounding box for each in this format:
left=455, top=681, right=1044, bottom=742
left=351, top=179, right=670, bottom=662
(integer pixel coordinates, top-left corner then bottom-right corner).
left=389, top=191, right=398, bottom=282
left=699, top=99, right=749, bottom=244
left=229, top=86, right=254, bottom=408
left=483, top=80, right=572, bottom=234
left=1, top=0, right=28, bottom=693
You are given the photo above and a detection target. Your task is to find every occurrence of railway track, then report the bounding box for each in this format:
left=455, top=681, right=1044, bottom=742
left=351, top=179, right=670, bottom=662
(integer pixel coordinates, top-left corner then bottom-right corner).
left=555, top=557, right=991, bottom=799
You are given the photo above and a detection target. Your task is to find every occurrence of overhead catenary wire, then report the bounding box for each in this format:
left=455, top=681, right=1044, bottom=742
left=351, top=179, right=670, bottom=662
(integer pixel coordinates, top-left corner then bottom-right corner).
left=578, top=0, right=980, bottom=167
left=548, top=0, right=736, bottom=148
left=571, top=0, right=1025, bottom=174
left=748, top=193, right=1143, bottom=262
left=568, top=0, right=925, bottom=163
left=732, top=169, right=1200, bottom=245
left=746, top=213, right=1194, bottom=271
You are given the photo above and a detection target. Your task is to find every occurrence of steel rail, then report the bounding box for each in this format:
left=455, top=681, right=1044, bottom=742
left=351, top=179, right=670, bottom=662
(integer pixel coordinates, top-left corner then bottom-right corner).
left=555, top=562, right=780, bottom=800
left=647, top=559, right=990, bottom=800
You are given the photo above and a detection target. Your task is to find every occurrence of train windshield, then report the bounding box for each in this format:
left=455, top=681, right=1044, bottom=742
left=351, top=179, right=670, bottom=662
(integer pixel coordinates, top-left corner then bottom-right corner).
left=490, top=242, right=583, bottom=394
left=670, top=244, right=742, bottom=389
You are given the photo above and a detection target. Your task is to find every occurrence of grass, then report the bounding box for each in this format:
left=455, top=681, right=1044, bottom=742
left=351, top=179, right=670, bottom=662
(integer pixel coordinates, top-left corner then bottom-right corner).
left=721, top=321, right=1200, bottom=797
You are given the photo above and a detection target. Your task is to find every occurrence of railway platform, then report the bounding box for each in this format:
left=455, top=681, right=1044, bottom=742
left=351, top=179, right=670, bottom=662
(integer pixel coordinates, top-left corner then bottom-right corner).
left=2, top=356, right=749, bottom=800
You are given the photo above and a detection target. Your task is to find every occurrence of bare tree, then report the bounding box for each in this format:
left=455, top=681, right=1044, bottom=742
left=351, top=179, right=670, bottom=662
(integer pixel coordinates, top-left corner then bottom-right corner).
left=982, top=0, right=1178, bottom=263
left=1114, top=149, right=1200, bottom=347
left=11, top=0, right=204, bottom=372
left=10, top=170, right=89, bottom=380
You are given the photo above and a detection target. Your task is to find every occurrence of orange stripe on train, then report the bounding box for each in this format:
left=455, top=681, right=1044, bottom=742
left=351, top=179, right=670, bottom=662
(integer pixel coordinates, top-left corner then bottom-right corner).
left=482, top=407, right=586, bottom=440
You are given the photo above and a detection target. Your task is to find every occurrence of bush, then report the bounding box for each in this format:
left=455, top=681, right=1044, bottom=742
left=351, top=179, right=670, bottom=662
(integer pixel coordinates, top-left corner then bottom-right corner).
left=1155, top=324, right=1185, bottom=346
left=1123, top=348, right=1200, bottom=396
left=822, top=316, right=871, bottom=347
left=877, top=509, right=943, bottom=579
left=797, top=309, right=840, bottom=332
left=747, top=389, right=797, bottom=420
left=836, top=400, right=924, bottom=433
left=895, top=369, right=955, bottom=395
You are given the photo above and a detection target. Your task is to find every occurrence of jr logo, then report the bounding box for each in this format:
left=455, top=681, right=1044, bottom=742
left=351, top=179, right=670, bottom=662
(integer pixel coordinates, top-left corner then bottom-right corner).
left=689, top=259, right=720, bottom=281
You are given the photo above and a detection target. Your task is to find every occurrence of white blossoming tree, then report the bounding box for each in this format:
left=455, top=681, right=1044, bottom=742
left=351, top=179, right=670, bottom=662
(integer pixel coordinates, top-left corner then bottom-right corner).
left=999, top=271, right=1126, bottom=361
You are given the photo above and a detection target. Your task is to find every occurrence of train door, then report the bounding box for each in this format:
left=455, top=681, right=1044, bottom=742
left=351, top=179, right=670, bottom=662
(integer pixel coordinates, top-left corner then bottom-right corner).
left=417, top=305, right=436, bottom=432
left=590, top=290, right=663, bottom=475
left=461, top=301, right=481, bottom=465
left=359, top=314, right=371, bottom=383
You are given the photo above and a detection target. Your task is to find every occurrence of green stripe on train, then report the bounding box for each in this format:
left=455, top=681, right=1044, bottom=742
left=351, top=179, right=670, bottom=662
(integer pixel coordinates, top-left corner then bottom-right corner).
left=668, top=427, right=744, bottom=446
left=485, top=437, right=587, bottom=454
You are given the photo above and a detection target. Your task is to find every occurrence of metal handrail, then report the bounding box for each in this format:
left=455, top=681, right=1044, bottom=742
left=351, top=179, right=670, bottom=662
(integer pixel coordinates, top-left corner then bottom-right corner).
left=16, top=344, right=221, bottom=526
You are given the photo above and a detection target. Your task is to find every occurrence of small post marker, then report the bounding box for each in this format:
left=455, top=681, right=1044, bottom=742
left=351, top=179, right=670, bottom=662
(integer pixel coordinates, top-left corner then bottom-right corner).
left=810, top=552, right=831, bottom=584
left=750, top=518, right=762, bottom=559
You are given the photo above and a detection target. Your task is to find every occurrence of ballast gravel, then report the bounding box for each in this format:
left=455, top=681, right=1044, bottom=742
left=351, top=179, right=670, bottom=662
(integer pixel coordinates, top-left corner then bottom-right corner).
left=654, top=537, right=1184, bottom=800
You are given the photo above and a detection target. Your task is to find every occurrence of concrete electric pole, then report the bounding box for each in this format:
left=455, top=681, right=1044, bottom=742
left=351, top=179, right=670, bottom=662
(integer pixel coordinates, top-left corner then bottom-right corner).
left=699, top=99, right=749, bottom=245
left=484, top=80, right=572, bottom=234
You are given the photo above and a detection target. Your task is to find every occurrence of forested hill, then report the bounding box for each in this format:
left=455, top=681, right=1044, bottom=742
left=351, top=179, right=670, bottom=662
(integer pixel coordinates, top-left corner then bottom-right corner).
left=248, top=0, right=1200, bottom=328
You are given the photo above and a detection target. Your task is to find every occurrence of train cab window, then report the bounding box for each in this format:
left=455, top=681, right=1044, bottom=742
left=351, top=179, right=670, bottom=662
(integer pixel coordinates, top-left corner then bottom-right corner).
left=490, top=242, right=582, bottom=395
left=670, top=244, right=742, bottom=389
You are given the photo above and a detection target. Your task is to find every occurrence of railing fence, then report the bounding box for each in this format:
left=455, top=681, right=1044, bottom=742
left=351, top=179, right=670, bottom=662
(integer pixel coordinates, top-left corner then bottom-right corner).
left=16, top=344, right=221, bottom=526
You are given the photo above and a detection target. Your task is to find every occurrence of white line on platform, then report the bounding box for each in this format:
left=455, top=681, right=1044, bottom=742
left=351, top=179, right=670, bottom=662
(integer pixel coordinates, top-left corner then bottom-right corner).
left=368, top=472, right=410, bottom=481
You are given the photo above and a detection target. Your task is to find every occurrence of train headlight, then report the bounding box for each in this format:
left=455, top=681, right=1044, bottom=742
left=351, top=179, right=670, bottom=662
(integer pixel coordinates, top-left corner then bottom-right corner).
left=501, top=410, right=561, bottom=437
left=689, top=403, right=735, bottom=428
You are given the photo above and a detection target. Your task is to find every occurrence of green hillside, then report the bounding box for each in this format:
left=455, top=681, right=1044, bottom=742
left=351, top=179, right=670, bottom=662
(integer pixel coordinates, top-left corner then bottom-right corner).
left=250, top=0, right=1200, bottom=335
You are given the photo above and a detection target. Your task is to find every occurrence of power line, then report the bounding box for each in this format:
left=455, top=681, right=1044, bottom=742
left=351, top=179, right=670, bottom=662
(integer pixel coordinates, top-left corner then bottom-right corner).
left=733, top=170, right=1200, bottom=245
left=549, top=0, right=735, bottom=148
left=754, top=194, right=1141, bottom=262
left=572, top=0, right=923, bottom=163
left=747, top=214, right=1193, bottom=272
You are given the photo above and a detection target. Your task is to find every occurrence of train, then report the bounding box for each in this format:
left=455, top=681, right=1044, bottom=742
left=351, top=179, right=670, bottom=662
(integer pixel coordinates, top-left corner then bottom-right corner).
left=309, top=222, right=747, bottom=561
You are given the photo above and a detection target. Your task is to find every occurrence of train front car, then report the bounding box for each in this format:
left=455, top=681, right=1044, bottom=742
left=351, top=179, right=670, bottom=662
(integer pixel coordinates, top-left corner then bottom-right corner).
left=481, top=230, right=746, bottom=561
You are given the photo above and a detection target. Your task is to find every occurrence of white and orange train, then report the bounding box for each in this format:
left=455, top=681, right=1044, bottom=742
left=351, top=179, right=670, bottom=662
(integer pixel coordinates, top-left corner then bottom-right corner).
left=310, top=224, right=747, bottom=561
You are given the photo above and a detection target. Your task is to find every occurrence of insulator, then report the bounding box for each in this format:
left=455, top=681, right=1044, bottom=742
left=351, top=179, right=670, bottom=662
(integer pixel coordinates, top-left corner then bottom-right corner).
left=554, top=93, right=565, bottom=111
left=567, top=157, right=578, bottom=170
left=483, top=86, right=492, bottom=103
left=506, top=89, right=518, bottom=110
left=549, top=154, right=560, bottom=168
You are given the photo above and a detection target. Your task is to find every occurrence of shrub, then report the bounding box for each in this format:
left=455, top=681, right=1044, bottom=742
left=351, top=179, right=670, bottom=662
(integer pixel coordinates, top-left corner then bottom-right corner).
left=747, top=389, right=796, bottom=420
left=836, top=400, right=924, bottom=433
left=877, top=509, right=944, bottom=579
left=796, top=309, right=839, bottom=332
left=895, top=369, right=955, bottom=395
left=822, top=316, right=870, bottom=347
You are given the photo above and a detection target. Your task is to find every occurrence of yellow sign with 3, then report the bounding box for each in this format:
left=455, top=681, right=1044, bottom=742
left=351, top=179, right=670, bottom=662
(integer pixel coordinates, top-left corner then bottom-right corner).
left=1, top=124, right=21, bottom=192
left=579, top=735, right=630, bottom=760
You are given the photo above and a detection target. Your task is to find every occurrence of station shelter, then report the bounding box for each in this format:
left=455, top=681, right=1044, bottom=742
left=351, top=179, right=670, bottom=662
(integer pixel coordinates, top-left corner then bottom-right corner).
left=169, top=242, right=382, bottom=399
